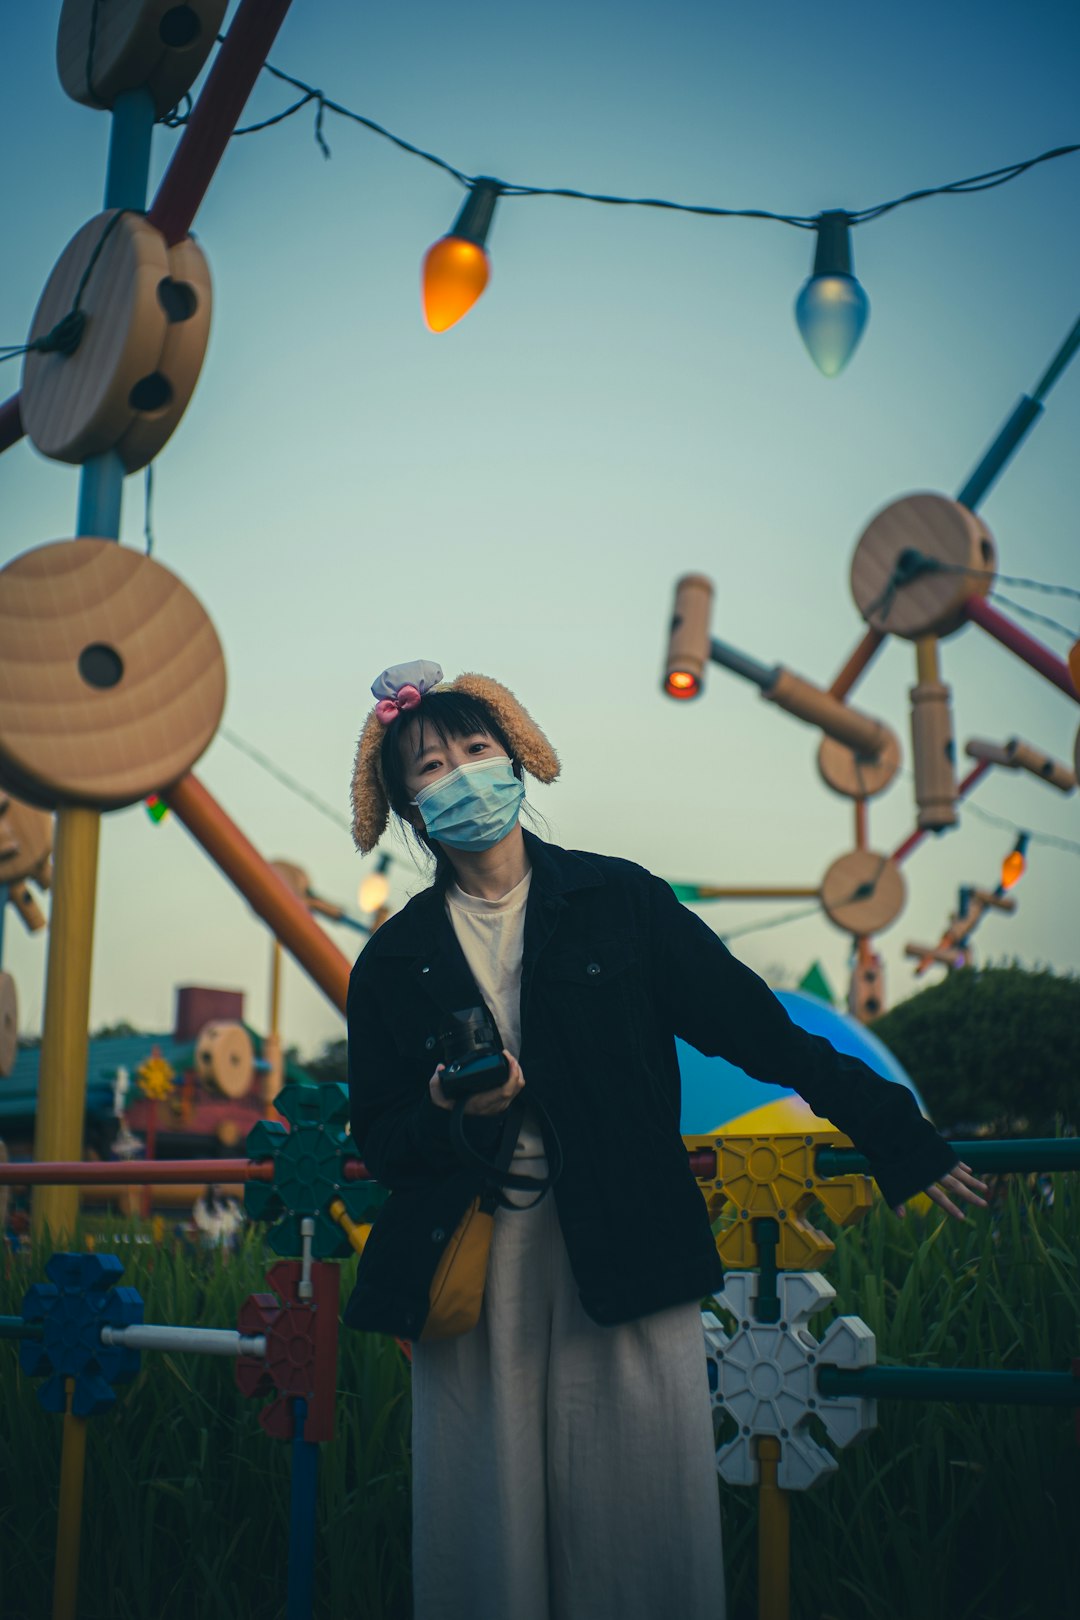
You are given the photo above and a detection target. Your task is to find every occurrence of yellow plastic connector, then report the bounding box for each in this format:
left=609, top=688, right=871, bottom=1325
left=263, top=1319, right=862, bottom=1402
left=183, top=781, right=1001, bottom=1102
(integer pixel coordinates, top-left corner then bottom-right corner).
left=684, top=1129, right=873, bottom=1269
left=329, top=1197, right=372, bottom=1257
left=136, top=1050, right=175, bottom=1101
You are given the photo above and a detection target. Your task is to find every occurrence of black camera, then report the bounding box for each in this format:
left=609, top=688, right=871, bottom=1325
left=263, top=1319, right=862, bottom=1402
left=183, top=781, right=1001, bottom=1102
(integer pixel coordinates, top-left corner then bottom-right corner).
left=439, top=1007, right=510, bottom=1101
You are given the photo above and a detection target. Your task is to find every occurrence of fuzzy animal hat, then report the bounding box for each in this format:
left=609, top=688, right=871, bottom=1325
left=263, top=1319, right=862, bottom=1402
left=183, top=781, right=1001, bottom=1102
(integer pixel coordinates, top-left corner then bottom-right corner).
left=350, top=659, right=560, bottom=853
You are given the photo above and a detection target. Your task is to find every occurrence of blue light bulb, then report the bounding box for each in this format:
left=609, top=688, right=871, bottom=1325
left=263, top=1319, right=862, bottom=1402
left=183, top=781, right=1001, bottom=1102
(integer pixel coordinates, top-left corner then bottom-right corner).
left=794, top=212, right=870, bottom=377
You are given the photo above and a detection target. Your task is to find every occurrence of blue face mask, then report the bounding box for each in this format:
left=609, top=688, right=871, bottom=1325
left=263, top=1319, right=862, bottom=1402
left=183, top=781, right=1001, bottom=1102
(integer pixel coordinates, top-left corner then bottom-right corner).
left=414, top=757, right=525, bottom=851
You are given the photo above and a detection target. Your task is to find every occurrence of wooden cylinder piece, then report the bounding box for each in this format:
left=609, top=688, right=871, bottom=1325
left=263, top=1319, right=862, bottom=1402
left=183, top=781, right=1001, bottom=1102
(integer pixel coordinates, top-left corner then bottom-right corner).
left=0, top=971, right=17, bottom=1078
left=21, top=211, right=211, bottom=472
left=766, top=669, right=889, bottom=758
left=0, top=792, right=53, bottom=886
left=194, top=1021, right=254, bottom=1099
left=910, top=681, right=958, bottom=830
left=664, top=574, right=713, bottom=698
left=851, top=494, right=996, bottom=639
left=0, top=539, right=226, bottom=810
left=57, top=0, right=227, bottom=117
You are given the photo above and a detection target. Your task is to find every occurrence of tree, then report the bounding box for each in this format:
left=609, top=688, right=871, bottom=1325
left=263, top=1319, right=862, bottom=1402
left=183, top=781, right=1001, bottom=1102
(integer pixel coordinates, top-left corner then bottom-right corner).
left=306, top=1037, right=347, bottom=1086
left=871, top=963, right=1080, bottom=1135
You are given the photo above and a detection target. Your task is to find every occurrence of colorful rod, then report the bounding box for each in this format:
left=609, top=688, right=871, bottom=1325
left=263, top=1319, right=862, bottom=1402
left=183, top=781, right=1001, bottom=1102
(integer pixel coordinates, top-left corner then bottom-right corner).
left=162, top=773, right=351, bottom=1014
left=890, top=758, right=992, bottom=864
left=755, top=1436, right=789, bottom=1620
left=148, top=0, right=297, bottom=246
left=0, top=1158, right=370, bottom=1185
left=816, top=1137, right=1080, bottom=1178
left=100, top=1324, right=267, bottom=1357
left=288, top=1397, right=318, bottom=1620
left=54, top=1377, right=87, bottom=1620
left=818, top=1365, right=1080, bottom=1406
left=964, top=595, right=1079, bottom=703
left=827, top=626, right=888, bottom=701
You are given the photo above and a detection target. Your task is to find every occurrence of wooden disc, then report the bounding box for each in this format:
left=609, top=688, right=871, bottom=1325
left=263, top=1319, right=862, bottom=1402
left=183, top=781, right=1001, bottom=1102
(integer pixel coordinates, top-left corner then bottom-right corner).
left=271, top=860, right=311, bottom=899
left=57, top=0, right=226, bottom=117
left=0, top=972, right=17, bottom=1077
left=0, top=539, right=226, bottom=809
left=145, top=1, right=228, bottom=117
left=195, top=1022, right=254, bottom=1099
left=850, top=494, right=996, bottom=639
left=115, top=235, right=213, bottom=472
left=817, top=727, right=901, bottom=799
left=0, top=792, right=53, bottom=886
left=820, top=850, right=905, bottom=936
left=22, top=211, right=169, bottom=464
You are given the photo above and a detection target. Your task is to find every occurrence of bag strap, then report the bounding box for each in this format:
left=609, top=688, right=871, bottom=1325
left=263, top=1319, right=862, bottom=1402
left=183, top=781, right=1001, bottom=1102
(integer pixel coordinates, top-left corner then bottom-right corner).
left=451, top=1091, right=564, bottom=1210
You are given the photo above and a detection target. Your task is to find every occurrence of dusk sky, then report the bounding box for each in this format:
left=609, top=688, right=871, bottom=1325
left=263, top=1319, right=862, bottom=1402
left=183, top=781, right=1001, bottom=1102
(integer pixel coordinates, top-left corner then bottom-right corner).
left=2, top=1, right=1078, bottom=1063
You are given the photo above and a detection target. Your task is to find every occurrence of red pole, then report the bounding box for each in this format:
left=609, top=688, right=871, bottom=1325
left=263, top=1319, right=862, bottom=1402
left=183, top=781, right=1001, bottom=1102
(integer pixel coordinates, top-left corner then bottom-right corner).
left=828, top=627, right=887, bottom=701
left=0, top=392, right=24, bottom=456
left=148, top=0, right=297, bottom=246
left=162, top=772, right=351, bottom=1014
left=0, top=1159, right=374, bottom=1186
left=891, top=759, right=993, bottom=865
left=964, top=595, right=1079, bottom=704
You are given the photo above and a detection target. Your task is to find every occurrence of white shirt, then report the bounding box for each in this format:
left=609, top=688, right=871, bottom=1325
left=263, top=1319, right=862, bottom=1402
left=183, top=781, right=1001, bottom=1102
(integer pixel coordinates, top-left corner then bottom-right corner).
left=445, top=867, right=545, bottom=1159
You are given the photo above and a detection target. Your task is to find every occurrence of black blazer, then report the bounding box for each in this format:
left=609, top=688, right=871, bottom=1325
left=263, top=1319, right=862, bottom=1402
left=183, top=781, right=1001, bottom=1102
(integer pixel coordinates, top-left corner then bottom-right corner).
left=344, top=831, right=956, bottom=1336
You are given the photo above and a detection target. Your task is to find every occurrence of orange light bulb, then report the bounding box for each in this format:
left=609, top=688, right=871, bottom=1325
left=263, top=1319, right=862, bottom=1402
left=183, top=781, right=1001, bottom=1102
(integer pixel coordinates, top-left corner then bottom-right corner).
left=1000, top=850, right=1025, bottom=890
left=665, top=670, right=700, bottom=700
left=422, top=236, right=490, bottom=332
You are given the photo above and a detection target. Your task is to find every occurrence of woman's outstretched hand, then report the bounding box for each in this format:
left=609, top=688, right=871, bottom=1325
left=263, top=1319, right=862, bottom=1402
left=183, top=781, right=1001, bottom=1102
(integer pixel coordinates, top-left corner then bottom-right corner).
left=429, top=1051, right=526, bottom=1116
left=891, top=1160, right=989, bottom=1221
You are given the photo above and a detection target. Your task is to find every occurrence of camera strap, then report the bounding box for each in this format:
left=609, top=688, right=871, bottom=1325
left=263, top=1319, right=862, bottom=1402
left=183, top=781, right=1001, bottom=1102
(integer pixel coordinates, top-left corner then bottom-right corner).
left=449, top=1091, right=564, bottom=1211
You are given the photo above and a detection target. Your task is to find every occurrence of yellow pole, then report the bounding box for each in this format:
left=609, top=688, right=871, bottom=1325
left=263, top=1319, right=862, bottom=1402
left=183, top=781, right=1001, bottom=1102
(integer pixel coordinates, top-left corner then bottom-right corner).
left=32, top=807, right=101, bottom=1243
left=269, top=938, right=283, bottom=1037
left=53, top=1377, right=88, bottom=1620
left=756, top=1436, right=790, bottom=1620
left=329, top=1197, right=372, bottom=1256
left=915, top=634, right=941, bottom=684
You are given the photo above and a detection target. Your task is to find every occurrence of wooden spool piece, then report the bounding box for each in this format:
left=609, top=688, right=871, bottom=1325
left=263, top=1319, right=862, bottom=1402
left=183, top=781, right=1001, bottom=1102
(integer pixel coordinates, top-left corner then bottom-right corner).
left=22, top=212, right=168, bottom=463
left=57, top=0, right=226, bottom=117
left=820, top=850, right=905, bottom=937
left=194, top=1021, right=254, bottom=1100
left=0, top=792, right=53, bottom=886
left=850, top=494, right=996, bottom=639
left=0, top=538, right=226, bottom=810
left=817, top=727, right=901, bottom=799
left=0, top=972, right=17, bottom=1078
left=22, top=213, right=211, bottom=470
left=115, top=234, right=213, bottom=473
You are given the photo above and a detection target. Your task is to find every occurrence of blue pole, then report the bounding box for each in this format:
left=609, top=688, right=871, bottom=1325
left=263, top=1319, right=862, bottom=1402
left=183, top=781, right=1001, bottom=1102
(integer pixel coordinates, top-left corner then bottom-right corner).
left=76, top=88, right=156, bottom=543
left=287, top=1397, right=318, bottom=1620
left=955, top=395, right=1043, bottom=512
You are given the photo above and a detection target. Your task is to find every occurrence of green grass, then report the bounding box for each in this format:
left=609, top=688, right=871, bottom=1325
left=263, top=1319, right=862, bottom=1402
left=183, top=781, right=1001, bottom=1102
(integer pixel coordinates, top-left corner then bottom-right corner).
left=2, top=1178, right=1078, bottom=1620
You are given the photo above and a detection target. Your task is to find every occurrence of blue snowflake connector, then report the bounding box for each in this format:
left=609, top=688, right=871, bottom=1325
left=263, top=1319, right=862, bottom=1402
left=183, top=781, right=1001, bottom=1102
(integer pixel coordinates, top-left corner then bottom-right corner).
left=20, top=1252, right=144, bottom=1416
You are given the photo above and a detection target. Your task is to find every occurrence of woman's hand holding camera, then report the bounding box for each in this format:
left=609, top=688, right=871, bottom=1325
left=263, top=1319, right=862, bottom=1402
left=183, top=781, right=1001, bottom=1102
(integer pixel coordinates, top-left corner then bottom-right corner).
left=429, top=1051, right=526, bottom=1115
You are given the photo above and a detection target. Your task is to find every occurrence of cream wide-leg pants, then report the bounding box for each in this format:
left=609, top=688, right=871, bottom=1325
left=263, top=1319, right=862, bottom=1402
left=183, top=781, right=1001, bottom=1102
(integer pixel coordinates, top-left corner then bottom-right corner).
left=409, top=1166, right=726, bottom=1620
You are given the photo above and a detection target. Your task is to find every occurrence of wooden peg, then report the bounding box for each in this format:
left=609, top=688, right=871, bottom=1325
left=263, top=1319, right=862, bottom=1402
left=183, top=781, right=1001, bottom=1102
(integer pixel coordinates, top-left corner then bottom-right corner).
left=0, top=971, right=17, bottom=1077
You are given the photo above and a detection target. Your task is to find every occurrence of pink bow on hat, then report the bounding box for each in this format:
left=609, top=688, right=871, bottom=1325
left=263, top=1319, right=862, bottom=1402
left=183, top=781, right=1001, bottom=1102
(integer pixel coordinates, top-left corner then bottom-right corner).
left=374, top=684, right=423, bottom=725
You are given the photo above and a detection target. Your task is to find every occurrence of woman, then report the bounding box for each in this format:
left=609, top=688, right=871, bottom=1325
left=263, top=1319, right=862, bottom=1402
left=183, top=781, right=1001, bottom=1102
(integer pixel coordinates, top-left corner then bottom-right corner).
left=344, top=660, right=987, bottom=1620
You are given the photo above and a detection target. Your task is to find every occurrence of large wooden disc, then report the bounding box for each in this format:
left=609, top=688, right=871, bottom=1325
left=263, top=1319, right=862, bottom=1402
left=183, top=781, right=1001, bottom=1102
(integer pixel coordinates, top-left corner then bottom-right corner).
left=0, top=972, right=17, bottom=1077
left=22, top=212, right=169, bottom=465
left=57, top=0, right=226, bottom=117
left=195, top=1022, right=254, bottom=1099
left=817, top=728, right=901, bottom=799
left=0, top=792, right=53, bottom=886
left=820, top=850, right=905, bottom=936
left=115, top=235, right=213, bottom=473
left=0, top=539, right=226, bottom=809
left=850, top=494, right=996, bottom=639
